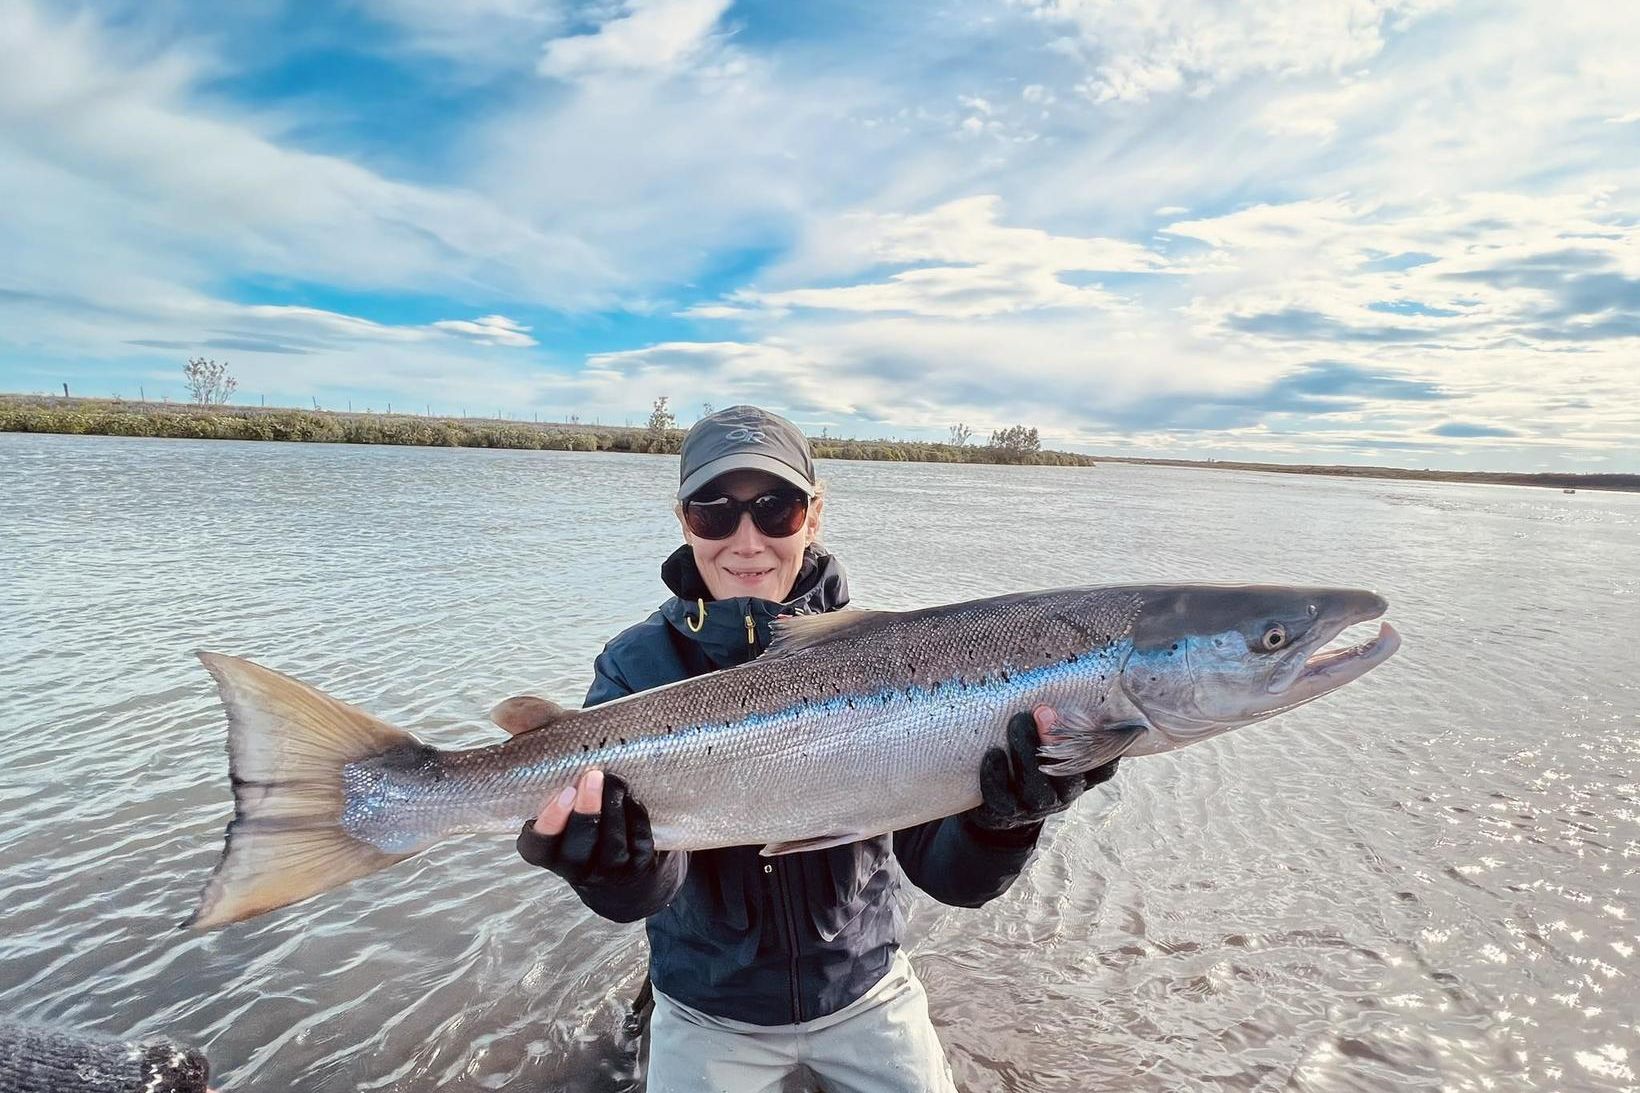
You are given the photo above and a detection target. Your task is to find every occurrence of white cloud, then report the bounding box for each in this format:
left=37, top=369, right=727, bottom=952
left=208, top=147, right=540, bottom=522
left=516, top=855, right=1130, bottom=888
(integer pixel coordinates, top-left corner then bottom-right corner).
left=1258, top=80, right=1380, bottom=138
left=741, top=196, right=1171, bottom=318
left=431, top=314, right=540, bottom=347
left=5, top=0, right=1640, bottom=471
left=360, top=0, right=567, bottom=65
left=678, top=304, right=755, bottom=320
left=538, top=0, right=732, bottom=80
left=1020, top=0, right=1450, bottom=103
left=0, top=2, right=617, bottom=313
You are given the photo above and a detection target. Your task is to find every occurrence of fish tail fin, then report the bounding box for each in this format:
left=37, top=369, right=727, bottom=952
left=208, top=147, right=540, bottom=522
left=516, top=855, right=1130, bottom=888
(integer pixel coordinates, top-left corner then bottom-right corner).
left=187, top=652, right=422, bottom=930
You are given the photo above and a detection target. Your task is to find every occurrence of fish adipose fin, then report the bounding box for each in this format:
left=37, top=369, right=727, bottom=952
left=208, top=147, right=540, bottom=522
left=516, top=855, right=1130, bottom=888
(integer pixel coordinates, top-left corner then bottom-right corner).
left=187, top=652, right=421, bottom=930
left=760, top=832, right=876, bottom=856
left=1038, top=716, right=1147, bottom=777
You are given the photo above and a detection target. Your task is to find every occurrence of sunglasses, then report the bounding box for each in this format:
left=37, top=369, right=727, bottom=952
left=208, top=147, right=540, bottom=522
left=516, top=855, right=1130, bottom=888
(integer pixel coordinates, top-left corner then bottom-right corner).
left=683, top=488, right=810, bottom=540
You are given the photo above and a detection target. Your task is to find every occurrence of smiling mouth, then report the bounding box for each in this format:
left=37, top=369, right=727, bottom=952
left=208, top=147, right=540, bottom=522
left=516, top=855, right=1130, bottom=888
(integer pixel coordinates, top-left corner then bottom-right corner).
left=725, top=567, right=775, bottom=581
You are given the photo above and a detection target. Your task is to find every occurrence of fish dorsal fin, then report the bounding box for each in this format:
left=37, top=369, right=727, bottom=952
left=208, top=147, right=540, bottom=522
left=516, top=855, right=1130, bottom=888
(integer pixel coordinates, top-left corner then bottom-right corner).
left=488, top=695, right=569, bottom=737
left=765, top=609, right=889, bottom=657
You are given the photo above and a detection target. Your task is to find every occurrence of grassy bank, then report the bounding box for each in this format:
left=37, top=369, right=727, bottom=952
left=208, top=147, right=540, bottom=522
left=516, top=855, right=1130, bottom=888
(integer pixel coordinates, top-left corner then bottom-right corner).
left=1101, top=455, right=1640, bottom=494
left=0, top=396, right=1096, bottom=466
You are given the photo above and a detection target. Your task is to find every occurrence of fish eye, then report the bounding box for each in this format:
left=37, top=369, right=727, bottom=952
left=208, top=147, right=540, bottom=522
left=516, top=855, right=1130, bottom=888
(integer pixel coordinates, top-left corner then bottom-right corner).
left=1260, top=625, right=1287, bottom=651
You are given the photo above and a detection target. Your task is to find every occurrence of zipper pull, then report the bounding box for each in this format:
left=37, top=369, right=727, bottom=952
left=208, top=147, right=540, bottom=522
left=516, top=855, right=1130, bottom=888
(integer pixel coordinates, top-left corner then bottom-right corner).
left=745, top=612, right=757, bottom=647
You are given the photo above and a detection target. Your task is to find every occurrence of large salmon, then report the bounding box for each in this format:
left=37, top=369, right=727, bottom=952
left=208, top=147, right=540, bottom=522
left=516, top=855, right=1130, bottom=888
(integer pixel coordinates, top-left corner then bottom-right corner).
left=188, top=584, right=1400, bottom=928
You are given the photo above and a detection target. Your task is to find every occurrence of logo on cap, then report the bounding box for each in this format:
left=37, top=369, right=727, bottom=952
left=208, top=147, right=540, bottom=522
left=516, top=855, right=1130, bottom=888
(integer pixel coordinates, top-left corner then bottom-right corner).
left=725, top=427, right=767, bottom=443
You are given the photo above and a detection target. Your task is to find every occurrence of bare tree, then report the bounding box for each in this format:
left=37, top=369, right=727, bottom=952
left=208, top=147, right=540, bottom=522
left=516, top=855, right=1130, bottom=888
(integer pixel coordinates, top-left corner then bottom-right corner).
left=701, top=401, right=715, bottom=418
left=183, top=358, right=238, bottom=406
left=948, top=422, right=973, bottom=447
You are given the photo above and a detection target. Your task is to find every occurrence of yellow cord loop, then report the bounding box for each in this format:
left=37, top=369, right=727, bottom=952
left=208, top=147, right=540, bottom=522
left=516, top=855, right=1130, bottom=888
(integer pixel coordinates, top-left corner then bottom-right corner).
left=686, top=597, right=707, bottom=632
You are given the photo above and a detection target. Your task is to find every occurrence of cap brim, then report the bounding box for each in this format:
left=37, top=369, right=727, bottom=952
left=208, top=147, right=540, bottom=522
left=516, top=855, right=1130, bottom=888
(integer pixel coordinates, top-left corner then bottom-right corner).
left=678, top=453, right=814, bottom=500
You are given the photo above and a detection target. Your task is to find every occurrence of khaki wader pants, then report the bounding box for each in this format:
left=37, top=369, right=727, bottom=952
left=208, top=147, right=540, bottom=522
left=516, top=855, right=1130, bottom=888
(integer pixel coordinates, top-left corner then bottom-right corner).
left=646, top=950, right=958, bottom=1093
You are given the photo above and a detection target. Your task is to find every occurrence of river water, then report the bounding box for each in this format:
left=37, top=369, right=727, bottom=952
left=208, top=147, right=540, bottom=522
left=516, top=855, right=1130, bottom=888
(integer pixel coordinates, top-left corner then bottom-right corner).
left=1, top=432, right=1636, bottom=1092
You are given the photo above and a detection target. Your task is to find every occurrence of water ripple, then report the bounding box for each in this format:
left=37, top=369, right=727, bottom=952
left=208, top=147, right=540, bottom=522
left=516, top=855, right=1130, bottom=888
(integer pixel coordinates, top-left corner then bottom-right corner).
left=2, top=435, right=1637, bottom=1090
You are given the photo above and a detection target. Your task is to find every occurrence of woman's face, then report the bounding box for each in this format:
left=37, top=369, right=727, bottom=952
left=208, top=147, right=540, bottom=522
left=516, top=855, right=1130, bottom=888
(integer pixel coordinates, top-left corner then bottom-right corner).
left=679, top=468, right=823, bottom=602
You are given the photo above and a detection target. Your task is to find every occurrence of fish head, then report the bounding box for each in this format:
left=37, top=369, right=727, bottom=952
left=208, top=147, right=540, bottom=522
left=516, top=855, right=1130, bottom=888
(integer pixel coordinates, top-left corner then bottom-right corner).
left=1121, top=585, right=1400, bottom=741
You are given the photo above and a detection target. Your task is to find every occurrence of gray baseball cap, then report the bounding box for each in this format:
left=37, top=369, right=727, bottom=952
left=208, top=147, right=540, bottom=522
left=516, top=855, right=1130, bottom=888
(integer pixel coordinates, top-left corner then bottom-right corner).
left=678, top=405, right=816, bottom=500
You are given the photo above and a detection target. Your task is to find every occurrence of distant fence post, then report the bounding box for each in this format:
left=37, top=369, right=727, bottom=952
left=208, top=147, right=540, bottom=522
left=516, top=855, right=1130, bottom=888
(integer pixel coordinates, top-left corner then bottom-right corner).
left=63, top=382, right=69, bottom=397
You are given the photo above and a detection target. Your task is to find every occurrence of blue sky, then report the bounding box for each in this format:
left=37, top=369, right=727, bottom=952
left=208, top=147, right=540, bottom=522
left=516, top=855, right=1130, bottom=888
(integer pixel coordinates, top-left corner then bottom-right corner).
left=2, top=0, right=1637, bottom=471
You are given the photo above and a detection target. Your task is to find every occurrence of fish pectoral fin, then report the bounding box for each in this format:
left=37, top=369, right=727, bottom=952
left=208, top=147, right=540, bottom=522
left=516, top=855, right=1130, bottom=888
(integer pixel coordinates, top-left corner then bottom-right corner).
left=760, top=832, right=876, bottom=856
left=488, top=695, right=569, bottom=737
left=1038, top=717, right=1146, bottom=777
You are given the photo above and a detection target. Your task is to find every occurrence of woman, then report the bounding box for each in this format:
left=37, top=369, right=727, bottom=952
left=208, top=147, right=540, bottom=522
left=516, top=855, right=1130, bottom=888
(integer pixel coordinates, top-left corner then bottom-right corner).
left=506, top=406, right=1118, bottom=1093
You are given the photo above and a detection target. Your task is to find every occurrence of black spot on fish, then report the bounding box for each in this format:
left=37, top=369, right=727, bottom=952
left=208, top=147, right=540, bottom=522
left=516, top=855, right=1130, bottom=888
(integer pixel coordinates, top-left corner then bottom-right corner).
left=618, top=737, right=626, bottom=746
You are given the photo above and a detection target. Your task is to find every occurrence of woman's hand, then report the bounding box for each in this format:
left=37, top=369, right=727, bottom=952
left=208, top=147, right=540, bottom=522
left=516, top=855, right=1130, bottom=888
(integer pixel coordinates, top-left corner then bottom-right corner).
left=966, top=706, right=1119, bottom=831
left=516, top=769, right=663, bottom=887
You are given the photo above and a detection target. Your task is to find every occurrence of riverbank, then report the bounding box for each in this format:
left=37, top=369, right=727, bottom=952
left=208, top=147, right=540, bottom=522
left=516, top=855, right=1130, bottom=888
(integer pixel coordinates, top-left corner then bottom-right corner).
left=0, top=396, right=1095, bottom=466
left=1102, top=455, right=1640, bottom=494
left=6, top=395, right=1634, bottom=490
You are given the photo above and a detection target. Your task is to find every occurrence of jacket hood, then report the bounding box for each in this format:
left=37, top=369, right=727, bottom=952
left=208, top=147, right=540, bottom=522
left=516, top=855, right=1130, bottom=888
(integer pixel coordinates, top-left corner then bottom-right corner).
left=659, top=544, right=849, bottom=666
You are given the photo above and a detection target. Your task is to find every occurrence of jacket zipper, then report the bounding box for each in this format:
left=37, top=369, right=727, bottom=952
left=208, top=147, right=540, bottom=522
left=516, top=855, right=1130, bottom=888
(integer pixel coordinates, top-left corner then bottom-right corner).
left=771, top=858, right=804, bottom=1023
left=745, top=611, right=757, bottom=647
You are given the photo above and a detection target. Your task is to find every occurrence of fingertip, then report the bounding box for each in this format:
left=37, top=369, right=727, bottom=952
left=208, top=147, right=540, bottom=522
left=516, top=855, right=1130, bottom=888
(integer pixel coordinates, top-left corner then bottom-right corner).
left=575, top=769, right=604, bottom=813
left=537, top=784, right=576, bottom=835
left=1033, top=705, right=1059, bottom=744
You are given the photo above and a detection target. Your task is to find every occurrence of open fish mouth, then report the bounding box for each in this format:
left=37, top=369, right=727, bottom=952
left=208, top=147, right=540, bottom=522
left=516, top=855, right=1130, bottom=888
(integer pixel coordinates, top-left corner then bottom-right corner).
left=1286, top=621, right=1401, bottom=692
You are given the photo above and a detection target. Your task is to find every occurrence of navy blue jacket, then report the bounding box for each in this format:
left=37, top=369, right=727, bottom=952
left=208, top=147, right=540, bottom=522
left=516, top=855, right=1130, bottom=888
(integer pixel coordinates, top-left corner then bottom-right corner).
left=567, top=545, right=1043, bottom=1026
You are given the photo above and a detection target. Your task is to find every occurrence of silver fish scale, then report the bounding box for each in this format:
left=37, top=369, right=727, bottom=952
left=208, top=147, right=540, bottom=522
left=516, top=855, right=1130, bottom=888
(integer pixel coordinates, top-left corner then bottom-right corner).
left=342, top=588, right=1145, bottom=854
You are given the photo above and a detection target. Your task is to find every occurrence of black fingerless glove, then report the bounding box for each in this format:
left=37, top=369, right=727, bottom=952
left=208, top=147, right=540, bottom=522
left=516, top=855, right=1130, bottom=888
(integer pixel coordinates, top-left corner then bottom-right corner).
left=0, top=1021, right=210, bottom=1093
left=967, top=710, right=1120, bottom=832
left=516, top=773, right=664, bottom=887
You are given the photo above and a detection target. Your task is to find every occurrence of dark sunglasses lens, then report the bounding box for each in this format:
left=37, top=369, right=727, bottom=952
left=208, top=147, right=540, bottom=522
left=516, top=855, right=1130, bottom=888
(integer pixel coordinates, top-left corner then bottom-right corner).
left=684, top=499, right=739, bottom=539
left=750, top=492, right=808, bottom=537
